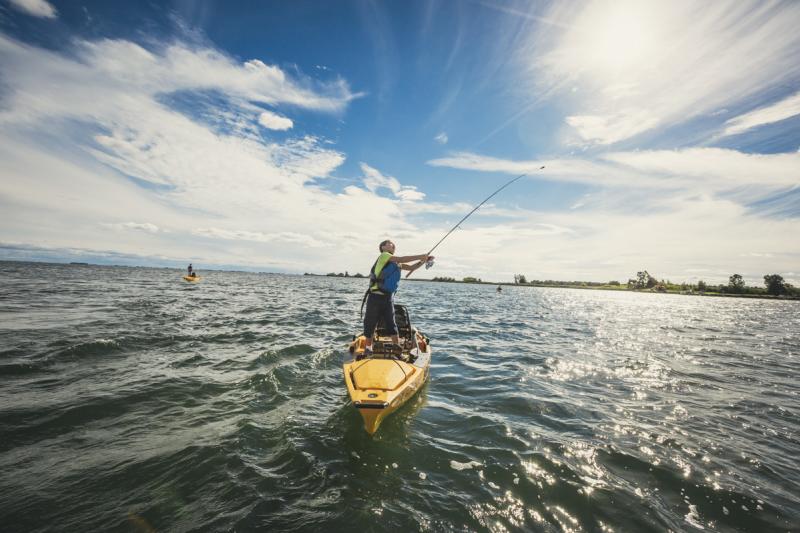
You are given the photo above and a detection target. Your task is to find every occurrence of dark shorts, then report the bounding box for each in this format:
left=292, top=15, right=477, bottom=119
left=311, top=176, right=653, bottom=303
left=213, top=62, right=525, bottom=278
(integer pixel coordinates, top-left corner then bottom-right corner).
left=363, top=292, right=397, bottom=338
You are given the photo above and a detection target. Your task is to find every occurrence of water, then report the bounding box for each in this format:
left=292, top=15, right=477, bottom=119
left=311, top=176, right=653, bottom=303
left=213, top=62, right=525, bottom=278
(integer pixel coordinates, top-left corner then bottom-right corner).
left=1, top=261, right=798, bottom=532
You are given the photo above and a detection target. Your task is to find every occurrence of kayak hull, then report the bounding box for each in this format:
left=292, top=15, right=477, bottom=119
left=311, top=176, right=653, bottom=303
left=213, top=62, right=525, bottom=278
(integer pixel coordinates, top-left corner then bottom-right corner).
left=343, top=331, right=431, bottom=434
left=182, top=275, right=201, bottom=282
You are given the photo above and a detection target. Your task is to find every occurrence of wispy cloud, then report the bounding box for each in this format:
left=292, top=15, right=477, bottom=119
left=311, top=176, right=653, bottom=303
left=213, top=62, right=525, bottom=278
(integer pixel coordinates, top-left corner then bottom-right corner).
left=360, top=163, right=425, bottom=201
left=721, top=91, right=800, bottom=137
left=434, top=132, right=448, bottom=144
left=429, top=148, right=800, bottom=197
left=603, top=148, right=800, bottom=191
left=102, top=222, right=161, bottom=233
left=521, top=0, right=800, bottom=144
left=192, top=228, right=326, bottom=247
left=8, top=0, right=57, bottom=19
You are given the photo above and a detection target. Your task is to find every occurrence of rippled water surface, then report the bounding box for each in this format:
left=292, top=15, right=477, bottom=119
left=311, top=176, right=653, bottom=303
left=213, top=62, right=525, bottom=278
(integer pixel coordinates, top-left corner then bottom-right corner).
left=1, top=261, right=799, bottom=532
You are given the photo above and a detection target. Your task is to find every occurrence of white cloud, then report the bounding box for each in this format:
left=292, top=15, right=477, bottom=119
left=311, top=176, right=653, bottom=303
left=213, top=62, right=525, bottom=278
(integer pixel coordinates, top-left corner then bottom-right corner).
left=258, top=110, right=293, bottom=130
left=360, top=163, right=426, bottom=202
left=424, top=145, right=799, bottom=282
left=428, top=151, right=542, bottom=174
left=102, top=222, right=161, bottom=233
left=395, top=188, right=426, bottom=202
left=192, top=227, right=326, bottom=247
left=428, top=151, right=659, bottom=188
left=523, top=0, right=800, bottom=144
left=721, top=91, right=800, bottom=137
left=8, top=0, right=56, bottom=18
left=0, top=34, right=359, bottom=128
left=603, top=148, right=800, bottom=190
left=429, top=148, right=800, bottom=195
left=414, top=195, right=799, bottom=285
left=0, top=32, right=416, bottom=274
left=565, top=110, right=660, bottom=145
left=434, top=132, right=448, bottom=144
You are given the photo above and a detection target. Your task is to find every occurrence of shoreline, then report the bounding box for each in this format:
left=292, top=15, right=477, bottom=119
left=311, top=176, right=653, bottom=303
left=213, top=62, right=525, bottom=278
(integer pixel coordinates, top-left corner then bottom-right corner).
left=3, top=260, right=797, bottom=301
left=404, top=278, right=800, bottom=301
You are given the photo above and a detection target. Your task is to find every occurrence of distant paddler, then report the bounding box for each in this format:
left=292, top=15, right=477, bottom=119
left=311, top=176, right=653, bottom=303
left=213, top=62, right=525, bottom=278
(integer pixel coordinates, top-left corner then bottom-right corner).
left=360, top=240, right=433, bottom=358
left=183, top=263, right=200, bottom=282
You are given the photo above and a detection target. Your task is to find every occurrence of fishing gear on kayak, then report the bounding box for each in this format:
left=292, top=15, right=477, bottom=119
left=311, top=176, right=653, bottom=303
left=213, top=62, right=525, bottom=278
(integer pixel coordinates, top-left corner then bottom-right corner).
left=405, top=165, right=545, bottom=278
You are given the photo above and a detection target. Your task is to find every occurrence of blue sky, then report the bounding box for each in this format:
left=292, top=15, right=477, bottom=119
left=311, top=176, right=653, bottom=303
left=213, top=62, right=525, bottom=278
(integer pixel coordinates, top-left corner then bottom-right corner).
left=1, top=0, right=798, bottom=285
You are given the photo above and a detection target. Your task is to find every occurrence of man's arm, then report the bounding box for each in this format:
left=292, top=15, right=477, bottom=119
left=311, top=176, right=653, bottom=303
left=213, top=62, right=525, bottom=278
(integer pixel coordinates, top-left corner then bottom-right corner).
left=390, top=253, right=429, bottom=263
left=400, top=261, right=425, bottom=271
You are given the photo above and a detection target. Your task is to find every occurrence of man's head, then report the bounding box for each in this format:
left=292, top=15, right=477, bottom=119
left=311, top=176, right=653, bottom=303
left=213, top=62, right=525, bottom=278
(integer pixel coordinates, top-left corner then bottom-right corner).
left=379, top=239, right=395, bottom=253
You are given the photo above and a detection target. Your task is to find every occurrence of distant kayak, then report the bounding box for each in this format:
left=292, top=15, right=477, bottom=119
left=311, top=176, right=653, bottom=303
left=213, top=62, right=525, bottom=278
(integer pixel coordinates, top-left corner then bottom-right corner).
left=343, top=304, right=431, bottom=434
left=182, top=275, right=201, bottom=282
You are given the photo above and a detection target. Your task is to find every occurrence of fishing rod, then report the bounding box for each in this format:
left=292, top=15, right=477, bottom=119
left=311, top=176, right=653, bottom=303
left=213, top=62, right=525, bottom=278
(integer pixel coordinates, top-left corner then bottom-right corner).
left=406, top=165, right=545, bottom=278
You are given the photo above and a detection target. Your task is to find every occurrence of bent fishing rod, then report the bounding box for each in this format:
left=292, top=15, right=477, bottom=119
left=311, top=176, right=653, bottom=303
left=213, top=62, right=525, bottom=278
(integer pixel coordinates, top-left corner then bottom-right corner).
left=406, top=165, right=545, bottom=278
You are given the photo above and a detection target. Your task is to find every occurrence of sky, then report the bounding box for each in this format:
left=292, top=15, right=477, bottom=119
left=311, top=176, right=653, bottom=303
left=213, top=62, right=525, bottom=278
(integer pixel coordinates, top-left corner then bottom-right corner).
left=0, top=0, right=798, bottom=285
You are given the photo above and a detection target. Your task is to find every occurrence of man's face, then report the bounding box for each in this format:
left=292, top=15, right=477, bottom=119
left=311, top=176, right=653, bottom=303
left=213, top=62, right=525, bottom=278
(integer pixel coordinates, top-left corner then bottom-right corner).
left=384, top=241, right=396, bottom=253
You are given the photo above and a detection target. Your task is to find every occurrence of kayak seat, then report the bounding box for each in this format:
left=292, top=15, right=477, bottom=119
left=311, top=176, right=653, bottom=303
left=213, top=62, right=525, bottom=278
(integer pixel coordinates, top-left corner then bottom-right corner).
left=371, top=341, right=403, bottom=357
left=376, top=304, right=413, bottom=341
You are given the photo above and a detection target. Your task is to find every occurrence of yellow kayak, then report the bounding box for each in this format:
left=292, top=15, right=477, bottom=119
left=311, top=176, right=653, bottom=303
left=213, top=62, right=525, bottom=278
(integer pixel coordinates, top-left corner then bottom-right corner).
left=343, top=305, right=431, bottom=435
left=182, top=275, right=201, bottom=282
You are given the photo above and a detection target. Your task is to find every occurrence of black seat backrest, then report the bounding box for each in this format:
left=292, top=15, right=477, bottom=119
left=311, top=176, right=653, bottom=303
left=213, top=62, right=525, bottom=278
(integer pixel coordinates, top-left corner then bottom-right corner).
left=376, top=304, right=412, bottom=339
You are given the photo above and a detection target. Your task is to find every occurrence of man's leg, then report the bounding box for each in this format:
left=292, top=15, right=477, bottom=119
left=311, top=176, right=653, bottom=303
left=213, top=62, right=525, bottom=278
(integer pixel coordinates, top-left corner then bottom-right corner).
left=382, top=298, right=399, bottom=345
left=363, top=293, right=380, bottom=353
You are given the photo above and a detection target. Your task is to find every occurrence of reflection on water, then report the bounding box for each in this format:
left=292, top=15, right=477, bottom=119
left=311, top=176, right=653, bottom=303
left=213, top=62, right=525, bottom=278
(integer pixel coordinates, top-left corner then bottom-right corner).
left=0, top=261, right=798, bottom=531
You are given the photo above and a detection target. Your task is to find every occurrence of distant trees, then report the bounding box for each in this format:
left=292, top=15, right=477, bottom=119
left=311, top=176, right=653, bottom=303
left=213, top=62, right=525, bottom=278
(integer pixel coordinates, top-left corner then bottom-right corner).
left=697, top=280, right=707, bottom=292
left=764, top=274, right=787, bottom=296
left=514, top=274, right=528, bottom=284
left=432, top=276, right=456, bottom=282
left=628, top=270, right=657, bottom=289
left=462, top=276, right=482, bottom=283
left=728, top=274, right=745, bottom=293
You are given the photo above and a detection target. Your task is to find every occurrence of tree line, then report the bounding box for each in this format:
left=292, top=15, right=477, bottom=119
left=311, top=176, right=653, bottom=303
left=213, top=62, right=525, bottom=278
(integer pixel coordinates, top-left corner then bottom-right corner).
left=432, top=276, right=482, bottom=283
left=511, top=270, right=798, bottom=296
left=625, top=270, right=796, bottom=296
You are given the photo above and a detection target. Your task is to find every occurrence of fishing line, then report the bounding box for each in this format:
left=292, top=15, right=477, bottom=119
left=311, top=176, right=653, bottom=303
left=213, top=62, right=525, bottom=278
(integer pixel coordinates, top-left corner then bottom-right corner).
left=407, top=166, right=545, bottom=278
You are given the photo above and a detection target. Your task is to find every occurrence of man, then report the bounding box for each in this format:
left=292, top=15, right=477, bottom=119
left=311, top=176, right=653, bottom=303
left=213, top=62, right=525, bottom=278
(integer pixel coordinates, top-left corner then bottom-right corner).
left=362, top=239, right=433, bottom=356
left=187, top=263, right=193, bottom=276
